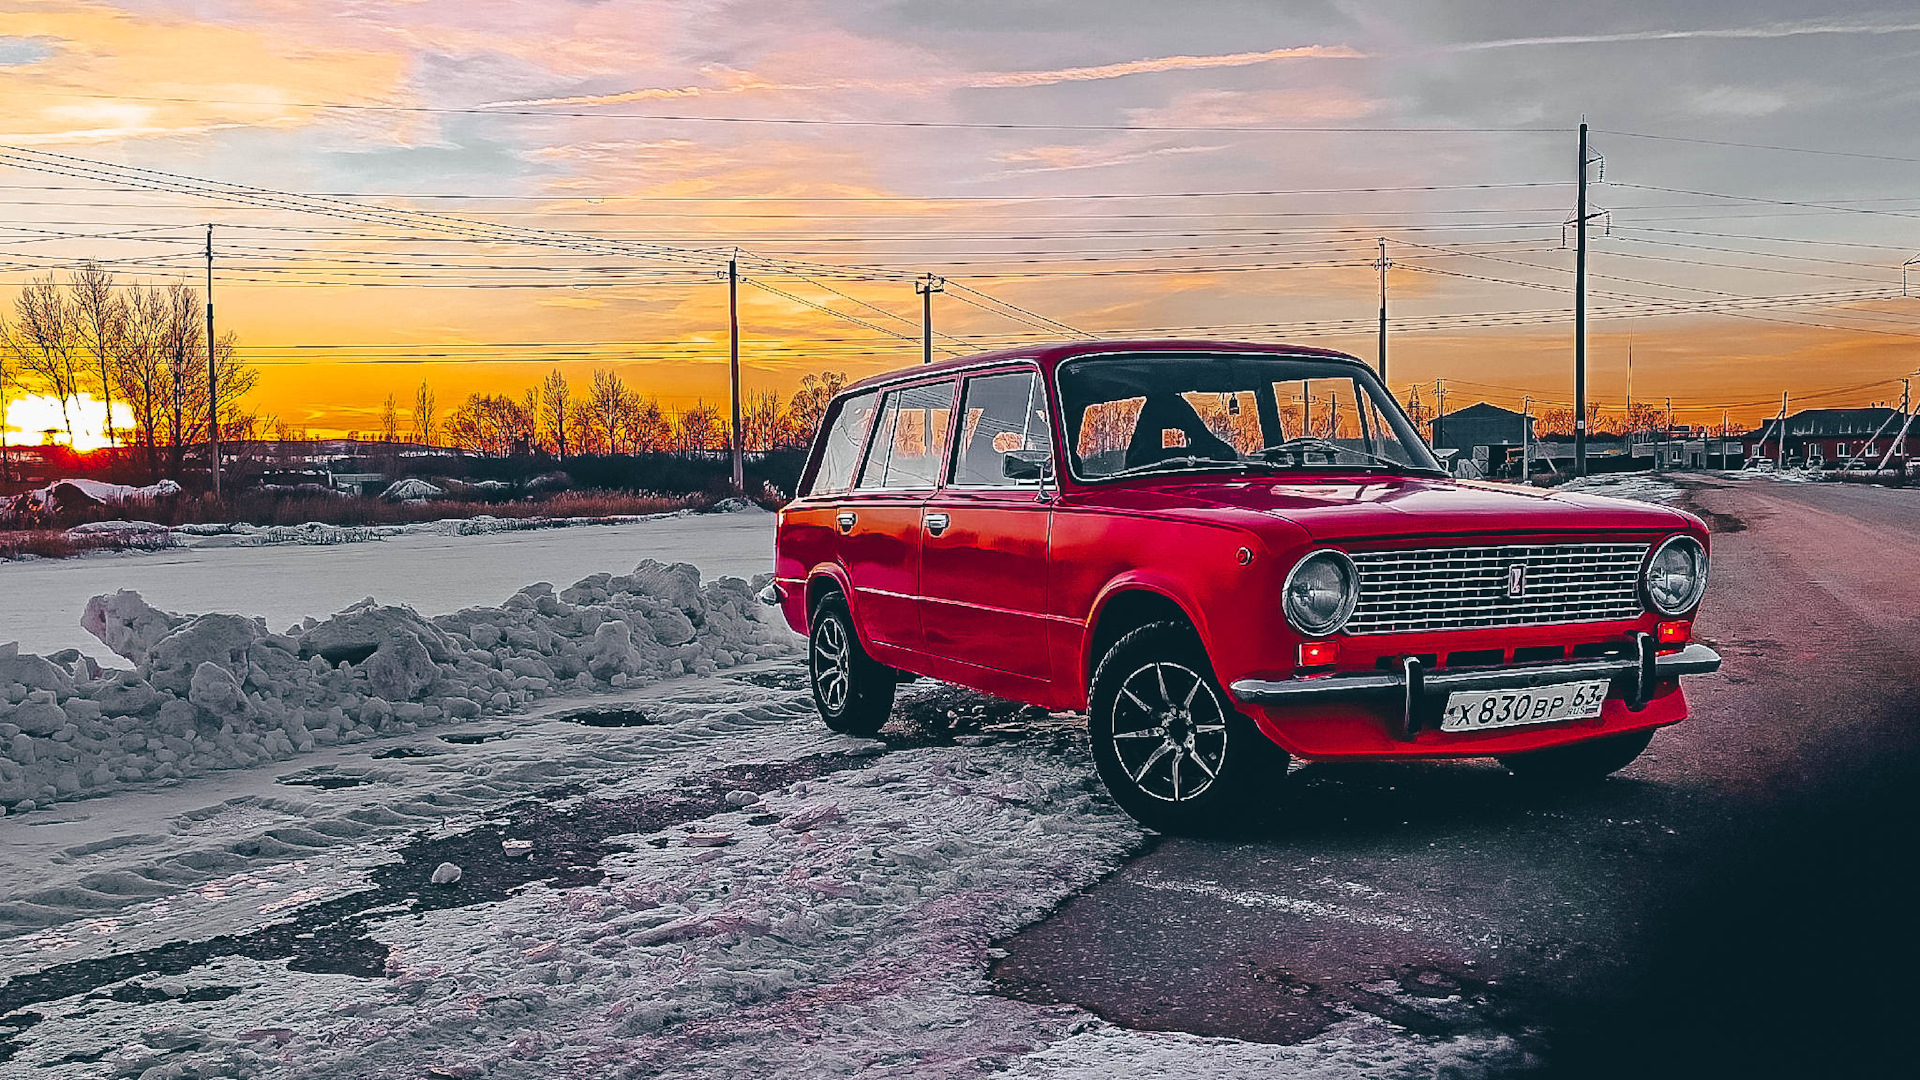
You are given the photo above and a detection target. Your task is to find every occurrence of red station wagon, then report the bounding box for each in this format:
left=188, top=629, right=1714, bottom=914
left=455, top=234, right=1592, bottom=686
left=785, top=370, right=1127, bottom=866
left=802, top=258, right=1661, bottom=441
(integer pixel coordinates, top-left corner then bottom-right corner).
left=764, top=341, right=1721, bottom=832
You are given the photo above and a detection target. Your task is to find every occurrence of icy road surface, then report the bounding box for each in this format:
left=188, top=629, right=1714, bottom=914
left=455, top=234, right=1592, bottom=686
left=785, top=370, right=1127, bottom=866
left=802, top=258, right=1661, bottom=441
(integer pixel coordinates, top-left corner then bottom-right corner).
left=0, top=659, right=1517, bottom=1078
left=1, top=508, right=777, bottom=663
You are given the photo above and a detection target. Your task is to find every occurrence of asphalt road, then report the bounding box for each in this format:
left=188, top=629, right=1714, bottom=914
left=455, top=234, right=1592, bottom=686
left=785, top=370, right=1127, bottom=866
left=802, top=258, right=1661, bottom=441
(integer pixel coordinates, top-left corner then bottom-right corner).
left=990, top=474, right=1920, bottom=1076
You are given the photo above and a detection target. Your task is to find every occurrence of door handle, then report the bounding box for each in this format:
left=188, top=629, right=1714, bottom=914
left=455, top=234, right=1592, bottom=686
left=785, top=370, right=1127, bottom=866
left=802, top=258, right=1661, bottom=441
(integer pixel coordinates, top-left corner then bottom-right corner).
left=924, top=512, right=950, bottom=536
left=836, top=511, right=857, bottom=532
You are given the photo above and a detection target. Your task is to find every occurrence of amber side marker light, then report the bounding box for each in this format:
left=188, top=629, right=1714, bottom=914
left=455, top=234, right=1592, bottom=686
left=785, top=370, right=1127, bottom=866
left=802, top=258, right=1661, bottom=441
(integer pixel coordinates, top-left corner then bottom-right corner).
left=1656, top=620, right=1692, bottom=653
left=1298, top=641, right=1339, bottom=668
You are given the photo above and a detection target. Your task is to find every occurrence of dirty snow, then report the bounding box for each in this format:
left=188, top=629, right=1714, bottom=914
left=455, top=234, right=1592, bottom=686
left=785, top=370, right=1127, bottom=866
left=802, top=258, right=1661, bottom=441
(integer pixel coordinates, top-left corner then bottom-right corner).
left=1553, top=472, right=1683, bottom=505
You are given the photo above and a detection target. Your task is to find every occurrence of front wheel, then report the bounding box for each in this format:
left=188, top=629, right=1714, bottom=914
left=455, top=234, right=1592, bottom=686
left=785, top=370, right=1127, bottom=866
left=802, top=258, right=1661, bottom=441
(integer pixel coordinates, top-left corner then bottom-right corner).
left=1087, top=622, right=1286, bottom=834
left=1498, top=729, right=1655, bottom=786
left=809, top=591, right=895, bottom=737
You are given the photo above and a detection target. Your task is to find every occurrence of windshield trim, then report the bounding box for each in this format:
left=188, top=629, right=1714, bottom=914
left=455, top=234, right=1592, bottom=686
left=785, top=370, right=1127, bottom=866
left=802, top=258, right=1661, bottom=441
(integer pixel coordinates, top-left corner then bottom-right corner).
left=1050, top=349, right=1445, bottom=486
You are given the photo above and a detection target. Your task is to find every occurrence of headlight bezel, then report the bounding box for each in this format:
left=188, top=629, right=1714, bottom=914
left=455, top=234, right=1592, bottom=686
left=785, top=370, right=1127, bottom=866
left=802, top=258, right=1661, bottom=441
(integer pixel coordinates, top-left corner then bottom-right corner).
left=1643, top=534, right=1709, bottom=615
left=1282, top=548, right=1360, bottom=637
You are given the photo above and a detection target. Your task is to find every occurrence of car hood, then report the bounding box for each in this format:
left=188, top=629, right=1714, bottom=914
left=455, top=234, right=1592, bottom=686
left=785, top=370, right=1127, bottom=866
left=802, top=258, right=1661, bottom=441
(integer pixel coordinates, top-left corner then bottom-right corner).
left=1086, top=474, right=1692, bottom=542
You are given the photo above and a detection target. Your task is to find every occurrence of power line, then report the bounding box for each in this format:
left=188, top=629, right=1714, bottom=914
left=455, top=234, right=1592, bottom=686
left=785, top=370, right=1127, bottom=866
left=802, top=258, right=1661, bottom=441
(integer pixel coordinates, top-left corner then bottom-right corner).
left=1593, top=129, right=1920, bottom=165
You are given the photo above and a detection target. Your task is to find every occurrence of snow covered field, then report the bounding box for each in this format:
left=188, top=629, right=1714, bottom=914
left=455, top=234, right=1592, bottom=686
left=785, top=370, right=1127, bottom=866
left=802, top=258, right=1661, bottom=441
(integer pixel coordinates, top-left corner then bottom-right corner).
left=0, top=517, right=1521, bottom=1077
left=2, top=507, right=778, bottom=663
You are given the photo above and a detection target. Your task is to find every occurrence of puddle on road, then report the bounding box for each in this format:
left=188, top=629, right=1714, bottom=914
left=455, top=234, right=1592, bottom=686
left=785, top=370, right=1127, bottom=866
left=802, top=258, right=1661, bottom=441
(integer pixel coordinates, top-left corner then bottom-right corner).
left=552, top=706, right=653, bottom=728
left=275, top=768, right=379, bottom=790
left=438, top=731, right=512, bottom=745
left=370, top=746, right=439, bottom=760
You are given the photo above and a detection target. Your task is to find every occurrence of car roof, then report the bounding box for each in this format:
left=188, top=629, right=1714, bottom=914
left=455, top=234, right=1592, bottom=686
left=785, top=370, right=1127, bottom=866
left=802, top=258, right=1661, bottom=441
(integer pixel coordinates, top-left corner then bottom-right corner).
left=838, top=339, right=1367, bottom=396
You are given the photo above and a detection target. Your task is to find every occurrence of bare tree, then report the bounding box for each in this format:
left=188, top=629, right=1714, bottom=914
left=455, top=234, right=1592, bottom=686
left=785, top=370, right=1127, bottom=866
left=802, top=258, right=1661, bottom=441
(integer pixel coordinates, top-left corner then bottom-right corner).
left=741, top=389, right=782, bottom=452
left=784, top=371, right=847, bottom=448
left=581, top=369, right=634, bottom=455
left=444, top=393, right=534, bottom=457
left=151, top=284, right=254, bottom=479
left=111, top=284, right=170, bottom=478
left=674, top=400, right=720, bottom=452
left=69, top=262, right=125, bottom=448
left=538, top=369, right=570, bottom=457
left=8, top=274, right=83, bottom=445
left=630, top=395, right=669, bottom=453
left=412, top=379, right=436, bottom=446
left=379, top=393, right=401, bottom=442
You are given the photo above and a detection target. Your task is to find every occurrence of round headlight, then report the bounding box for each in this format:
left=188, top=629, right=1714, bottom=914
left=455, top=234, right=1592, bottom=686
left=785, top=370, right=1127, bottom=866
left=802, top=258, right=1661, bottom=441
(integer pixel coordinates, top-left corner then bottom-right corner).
left=1644, top=535, right=1708, bottom=615
left=1283, top=549, right=1359, bottom=636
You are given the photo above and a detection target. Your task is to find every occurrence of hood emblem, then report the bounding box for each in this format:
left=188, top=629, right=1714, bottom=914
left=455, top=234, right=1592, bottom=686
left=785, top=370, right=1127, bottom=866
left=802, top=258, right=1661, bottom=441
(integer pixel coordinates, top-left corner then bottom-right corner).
left=1506, top=563, right=1527, bottom=598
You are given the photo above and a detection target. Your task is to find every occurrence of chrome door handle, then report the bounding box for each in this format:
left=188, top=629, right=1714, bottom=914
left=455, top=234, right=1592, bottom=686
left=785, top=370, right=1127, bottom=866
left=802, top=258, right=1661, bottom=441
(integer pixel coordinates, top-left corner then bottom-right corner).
left=836, top=511, right=857, bottom=532
left=924, top=512, right=950, bottom=536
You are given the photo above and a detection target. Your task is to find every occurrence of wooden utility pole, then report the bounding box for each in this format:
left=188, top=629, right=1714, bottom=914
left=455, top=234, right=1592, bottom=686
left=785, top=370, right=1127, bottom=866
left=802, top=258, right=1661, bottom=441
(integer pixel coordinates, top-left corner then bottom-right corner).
left=1574, top=122, right=1590, bottom=476
left=206, top=224, right=220, bottom=500
left=1721, top=409, right=1729, bottom=470
left=728, top=255, right=743, bottom=495
left=1776, top=392, right=1789, bottom=465
left=916, top=275, right=944, bottom=365
left=1375, top=238, right=1389, bottom=384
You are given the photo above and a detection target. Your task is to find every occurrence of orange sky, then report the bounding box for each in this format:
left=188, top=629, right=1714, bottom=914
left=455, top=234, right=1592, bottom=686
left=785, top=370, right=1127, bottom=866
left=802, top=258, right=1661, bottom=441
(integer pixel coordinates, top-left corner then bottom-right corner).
left=3, top=1, right=1917, bottom=440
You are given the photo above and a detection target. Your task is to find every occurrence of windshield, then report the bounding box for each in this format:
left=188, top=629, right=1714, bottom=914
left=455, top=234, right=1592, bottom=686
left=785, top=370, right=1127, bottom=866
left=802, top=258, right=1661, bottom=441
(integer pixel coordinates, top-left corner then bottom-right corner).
left=1058, top=352, right=1442, bottom=480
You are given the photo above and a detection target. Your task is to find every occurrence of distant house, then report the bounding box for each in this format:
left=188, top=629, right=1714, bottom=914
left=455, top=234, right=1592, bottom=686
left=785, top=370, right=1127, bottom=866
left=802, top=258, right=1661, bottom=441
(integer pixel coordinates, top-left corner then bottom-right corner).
left=1431, top=403, right=1536, bottom=477
left=1741, top=406, right=1914, bottom=465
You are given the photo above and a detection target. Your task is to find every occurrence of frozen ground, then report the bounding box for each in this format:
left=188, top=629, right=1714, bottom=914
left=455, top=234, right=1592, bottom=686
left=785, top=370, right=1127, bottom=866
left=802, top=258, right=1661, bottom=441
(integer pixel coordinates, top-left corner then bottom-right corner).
left=0, top=524, right=1522, bottom=1077
left=1, top=507, right=776, bottom=663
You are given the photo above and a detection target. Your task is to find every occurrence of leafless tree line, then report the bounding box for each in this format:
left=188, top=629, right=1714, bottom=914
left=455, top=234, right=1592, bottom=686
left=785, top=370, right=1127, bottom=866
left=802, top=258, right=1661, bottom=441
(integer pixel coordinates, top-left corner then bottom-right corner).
left=0, top=264, right=255, bottom=480
left=442, top=368, right=847, bottom=459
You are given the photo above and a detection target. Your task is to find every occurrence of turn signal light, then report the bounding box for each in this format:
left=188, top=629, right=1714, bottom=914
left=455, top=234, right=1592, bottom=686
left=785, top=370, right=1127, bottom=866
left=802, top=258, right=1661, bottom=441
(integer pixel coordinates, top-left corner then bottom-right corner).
left=1656, top=620, right=1692, bottom=648
left=1298, top=641, right=1338, bottom=668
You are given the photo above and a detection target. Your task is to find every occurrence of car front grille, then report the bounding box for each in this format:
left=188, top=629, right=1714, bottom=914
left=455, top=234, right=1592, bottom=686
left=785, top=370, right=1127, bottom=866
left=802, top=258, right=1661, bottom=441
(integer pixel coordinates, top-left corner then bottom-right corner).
left=1346, top=542, right=1648, bottom=634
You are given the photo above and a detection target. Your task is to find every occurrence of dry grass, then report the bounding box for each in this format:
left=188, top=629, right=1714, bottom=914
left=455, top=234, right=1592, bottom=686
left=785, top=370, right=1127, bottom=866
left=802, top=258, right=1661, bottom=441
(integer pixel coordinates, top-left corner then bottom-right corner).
left=0, top=529, right=173, bottom=561
left=151, top=489, right=709, bottom=528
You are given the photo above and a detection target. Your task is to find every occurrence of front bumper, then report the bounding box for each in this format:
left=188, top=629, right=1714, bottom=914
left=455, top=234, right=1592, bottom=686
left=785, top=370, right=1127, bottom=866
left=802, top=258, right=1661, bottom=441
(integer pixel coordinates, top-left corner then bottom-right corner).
left=1229, top=636, right=1721, bottom=740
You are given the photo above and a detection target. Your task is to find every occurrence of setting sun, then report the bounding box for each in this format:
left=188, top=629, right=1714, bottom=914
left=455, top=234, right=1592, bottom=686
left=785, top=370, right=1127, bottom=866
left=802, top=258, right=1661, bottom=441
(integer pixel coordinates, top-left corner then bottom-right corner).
left=2, top=394, right=133, bottom=452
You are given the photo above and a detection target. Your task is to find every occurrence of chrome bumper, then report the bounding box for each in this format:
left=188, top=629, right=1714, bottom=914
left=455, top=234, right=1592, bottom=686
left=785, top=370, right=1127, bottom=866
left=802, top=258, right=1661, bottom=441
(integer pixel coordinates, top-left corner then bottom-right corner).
left=757, top=582, right=784, bottom=607
left=1228, top=637, right=1722, bottom=738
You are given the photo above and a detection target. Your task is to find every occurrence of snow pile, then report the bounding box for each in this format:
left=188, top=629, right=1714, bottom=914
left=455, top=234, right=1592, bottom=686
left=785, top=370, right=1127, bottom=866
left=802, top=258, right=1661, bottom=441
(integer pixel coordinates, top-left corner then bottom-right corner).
left=0, top=561, right=794, bottom=812
left=0, top=478, right=182, bottom=528
left=381, top=478, right=445, bottom=502
left=1554, top=472, right=1682, bottom=505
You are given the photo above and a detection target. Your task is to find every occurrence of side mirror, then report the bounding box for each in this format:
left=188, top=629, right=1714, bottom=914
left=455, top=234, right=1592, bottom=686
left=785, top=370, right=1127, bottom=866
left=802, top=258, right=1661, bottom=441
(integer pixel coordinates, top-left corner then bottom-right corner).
left=1002, top=449, right=1054, bottom=481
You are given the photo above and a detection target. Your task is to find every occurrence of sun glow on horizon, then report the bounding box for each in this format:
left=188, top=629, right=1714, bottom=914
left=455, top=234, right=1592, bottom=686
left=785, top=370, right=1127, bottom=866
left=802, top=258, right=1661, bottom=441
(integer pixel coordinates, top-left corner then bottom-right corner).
left=2, top=394, right=136, bottom=452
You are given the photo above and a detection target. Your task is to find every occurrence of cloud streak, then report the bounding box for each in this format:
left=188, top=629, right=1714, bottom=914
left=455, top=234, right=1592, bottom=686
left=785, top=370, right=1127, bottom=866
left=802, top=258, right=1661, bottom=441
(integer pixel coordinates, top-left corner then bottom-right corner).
left=481, top=43, right=1364, bottom=109
left=1449, top=18, right=1920, bottom=51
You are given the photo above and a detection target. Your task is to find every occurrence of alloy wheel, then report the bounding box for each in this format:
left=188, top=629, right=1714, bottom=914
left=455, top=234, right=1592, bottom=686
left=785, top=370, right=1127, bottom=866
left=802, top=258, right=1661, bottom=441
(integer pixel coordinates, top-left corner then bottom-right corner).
left=1109, top=661, right=1229, bottom=802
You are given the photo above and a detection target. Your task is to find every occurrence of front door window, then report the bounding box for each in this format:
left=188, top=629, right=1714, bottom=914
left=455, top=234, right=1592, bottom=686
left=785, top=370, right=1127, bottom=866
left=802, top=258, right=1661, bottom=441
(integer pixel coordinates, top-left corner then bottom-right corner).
left=952, top=370, right=1054, bottom=487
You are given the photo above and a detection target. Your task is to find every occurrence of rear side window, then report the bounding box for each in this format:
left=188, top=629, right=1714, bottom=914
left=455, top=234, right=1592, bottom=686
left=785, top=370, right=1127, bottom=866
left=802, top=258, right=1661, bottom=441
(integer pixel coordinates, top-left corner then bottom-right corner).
left=806, top=390, right=878, bottom=496
left=857, top=381, right=956, bottom=490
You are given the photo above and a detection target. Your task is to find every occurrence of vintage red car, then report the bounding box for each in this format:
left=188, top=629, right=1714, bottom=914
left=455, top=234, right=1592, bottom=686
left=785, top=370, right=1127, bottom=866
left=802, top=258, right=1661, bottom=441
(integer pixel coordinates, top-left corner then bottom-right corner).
left=764, top=341, right=1720, bottom=832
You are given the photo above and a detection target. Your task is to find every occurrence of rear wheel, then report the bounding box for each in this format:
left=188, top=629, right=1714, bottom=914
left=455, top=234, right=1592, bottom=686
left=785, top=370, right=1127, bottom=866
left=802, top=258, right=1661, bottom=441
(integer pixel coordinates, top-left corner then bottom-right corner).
left=1498, top=729, right=1655, bottom=785
left=809, top=591, right=895, bottom=737
left=1088, top=622, right=1286, bottom=834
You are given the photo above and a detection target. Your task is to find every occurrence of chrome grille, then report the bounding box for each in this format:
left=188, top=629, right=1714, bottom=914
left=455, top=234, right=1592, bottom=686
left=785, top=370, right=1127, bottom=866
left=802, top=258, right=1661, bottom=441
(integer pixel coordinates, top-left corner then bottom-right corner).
left=1346, top=542, right=1648, bottom=634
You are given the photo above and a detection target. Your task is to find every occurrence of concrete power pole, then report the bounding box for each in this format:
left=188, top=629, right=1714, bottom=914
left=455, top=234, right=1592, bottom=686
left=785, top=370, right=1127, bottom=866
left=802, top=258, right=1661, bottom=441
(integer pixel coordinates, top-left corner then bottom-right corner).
left=916, top=275, right=944, bottom=365
left=1522, top=395, right=1531, bottom=484
left=1721, top=408, right=1729, bottom=470
left=728, top=256, right=743, bottom=495
left=1777, top=392, right=1789, bottom=465
left=206, top=224, right=220, bottom=500
left=1875, top=377, right=1913, bottom=471
left=1375, top=238, right=1390, bottom=385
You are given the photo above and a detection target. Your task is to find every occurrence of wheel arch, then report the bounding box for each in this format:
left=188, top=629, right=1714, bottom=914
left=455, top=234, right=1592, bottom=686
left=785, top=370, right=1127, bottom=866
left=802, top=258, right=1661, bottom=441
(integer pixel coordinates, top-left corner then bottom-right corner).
left=1082, top=578, right=1208, bottom=686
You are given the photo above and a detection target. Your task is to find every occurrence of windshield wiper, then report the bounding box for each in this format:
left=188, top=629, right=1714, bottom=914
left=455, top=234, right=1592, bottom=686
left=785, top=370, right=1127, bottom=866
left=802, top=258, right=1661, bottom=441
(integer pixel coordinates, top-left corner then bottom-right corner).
left=1102, top=455, right=1277, bottom=480
left=1255, top=438, right=1434, bottom=473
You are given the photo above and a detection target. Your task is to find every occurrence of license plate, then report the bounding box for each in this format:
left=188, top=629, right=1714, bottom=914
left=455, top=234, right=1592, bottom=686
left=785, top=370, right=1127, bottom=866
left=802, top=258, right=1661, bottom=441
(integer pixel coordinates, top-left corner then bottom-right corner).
left=1440, top=680, right=1610, bottom=733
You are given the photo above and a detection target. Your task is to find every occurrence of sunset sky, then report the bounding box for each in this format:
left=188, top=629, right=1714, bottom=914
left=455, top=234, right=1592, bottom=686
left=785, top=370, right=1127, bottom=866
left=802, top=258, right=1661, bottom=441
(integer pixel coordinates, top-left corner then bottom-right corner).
left=3, top=1, right=1918, bottom=439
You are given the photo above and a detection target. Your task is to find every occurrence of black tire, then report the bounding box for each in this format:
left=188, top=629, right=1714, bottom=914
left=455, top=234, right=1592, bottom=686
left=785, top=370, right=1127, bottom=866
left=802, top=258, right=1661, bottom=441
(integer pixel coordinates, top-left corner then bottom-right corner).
left=808, top=591, right=896, bottom=737
left=1087, top=621, right=1287, bottom=834
left=1498, top=729, right=1656, bottom=786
